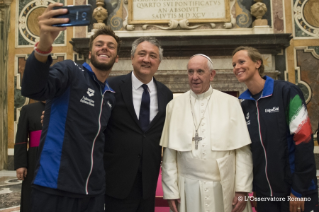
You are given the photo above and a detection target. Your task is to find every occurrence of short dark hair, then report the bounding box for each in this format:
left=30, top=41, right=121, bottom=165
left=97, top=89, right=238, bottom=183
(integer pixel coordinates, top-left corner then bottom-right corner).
left=89, top=26, right=121, bottom=55
left=131, top=37, right=163, bottom=61
left=232, top=46, right=264, bottom=76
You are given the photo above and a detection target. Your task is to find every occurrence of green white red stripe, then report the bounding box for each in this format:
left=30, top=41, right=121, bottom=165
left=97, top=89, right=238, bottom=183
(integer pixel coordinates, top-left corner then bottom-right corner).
left=288, top=95, right=312, bottom=145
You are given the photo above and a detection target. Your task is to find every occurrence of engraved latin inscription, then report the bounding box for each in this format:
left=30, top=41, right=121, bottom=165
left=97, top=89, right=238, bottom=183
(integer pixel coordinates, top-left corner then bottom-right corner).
left=130, top=0, right=228, bottom=23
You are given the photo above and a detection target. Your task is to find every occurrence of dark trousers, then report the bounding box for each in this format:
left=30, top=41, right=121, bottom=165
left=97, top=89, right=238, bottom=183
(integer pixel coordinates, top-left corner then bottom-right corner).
left=256, top=191, right=318, bottom=212
left=104, top=172, right=155, bottom=212
left=30, top=189, right=104, bottom=212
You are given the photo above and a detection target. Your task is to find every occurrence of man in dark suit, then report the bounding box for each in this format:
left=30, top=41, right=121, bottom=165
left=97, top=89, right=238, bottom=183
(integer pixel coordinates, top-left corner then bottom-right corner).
left=104, top=37, right=173, bottom=212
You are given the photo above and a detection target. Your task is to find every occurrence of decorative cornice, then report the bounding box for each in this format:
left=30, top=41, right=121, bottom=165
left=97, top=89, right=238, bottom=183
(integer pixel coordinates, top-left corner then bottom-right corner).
left=70, top=33, right=292, bottom=59
left=0, top=0, right=13, bottom=7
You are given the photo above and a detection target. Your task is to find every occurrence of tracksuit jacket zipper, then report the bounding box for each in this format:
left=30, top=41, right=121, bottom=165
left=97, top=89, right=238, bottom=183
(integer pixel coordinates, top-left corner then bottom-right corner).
left=85, top=80, right=107, bottom=194
left=255, top=99, right=273, bottom=196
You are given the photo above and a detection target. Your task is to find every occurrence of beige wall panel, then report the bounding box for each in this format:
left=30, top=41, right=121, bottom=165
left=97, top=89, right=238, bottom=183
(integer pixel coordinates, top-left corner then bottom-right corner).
left=294, top=40, right=319, bottom=46
left=66, top=27, right=74, bottom=60
left=286, top=44, right=296, bottom=83
left=284, top=0, right=293, bottom=33
left=7, top=0, right=17, bottom=149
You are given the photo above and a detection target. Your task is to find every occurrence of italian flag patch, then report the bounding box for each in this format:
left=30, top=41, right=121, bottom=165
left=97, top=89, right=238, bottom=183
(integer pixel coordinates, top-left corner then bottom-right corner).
left=288, top=95, right=312, bottom=145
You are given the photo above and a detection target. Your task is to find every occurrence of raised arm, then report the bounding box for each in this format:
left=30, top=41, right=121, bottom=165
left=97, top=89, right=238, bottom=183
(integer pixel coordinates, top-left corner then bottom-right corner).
left=21, top=3, right=72, bottom=100
left=35, top=3, right=68, bottom=63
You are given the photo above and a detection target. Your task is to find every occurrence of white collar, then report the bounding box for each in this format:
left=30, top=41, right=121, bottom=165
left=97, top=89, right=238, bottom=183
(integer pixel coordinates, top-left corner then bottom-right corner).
left=190, top=86, right=213, bottom=100
left=132, top=71, right=155, bottom=92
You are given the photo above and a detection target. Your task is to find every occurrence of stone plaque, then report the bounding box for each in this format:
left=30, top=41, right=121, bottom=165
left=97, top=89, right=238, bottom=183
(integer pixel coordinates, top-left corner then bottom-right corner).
left=128, top=0, right=230, bottom=24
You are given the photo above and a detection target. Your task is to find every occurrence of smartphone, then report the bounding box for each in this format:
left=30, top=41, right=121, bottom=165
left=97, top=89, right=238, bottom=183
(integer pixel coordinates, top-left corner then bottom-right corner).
left=53, top=5, right=92, bottom=27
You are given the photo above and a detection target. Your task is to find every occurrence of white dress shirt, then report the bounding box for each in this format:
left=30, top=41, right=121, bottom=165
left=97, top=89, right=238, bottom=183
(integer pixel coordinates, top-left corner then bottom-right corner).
left=131, top=71, right=158, bottom=122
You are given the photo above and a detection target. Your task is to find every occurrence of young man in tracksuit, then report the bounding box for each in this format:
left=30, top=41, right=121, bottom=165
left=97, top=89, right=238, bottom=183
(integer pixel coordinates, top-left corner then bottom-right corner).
left=21, top=3, right=120, bottom=212
left=233, top=46, right=318, bottom=212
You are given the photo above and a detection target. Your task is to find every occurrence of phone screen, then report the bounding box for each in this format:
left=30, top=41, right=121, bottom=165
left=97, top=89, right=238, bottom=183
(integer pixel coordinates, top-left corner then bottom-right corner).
left=53, top=5, right=92, bottom=27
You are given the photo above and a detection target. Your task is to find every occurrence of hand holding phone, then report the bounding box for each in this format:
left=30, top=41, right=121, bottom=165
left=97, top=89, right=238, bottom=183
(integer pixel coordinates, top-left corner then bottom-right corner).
left=35, top=2, right=68, bottom=61
left=53, top=5, right=92, bottom=27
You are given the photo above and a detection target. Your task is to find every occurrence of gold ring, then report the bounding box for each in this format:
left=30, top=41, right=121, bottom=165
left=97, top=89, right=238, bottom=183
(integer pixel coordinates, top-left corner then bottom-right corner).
left=298, top=207, right=301, bottom=210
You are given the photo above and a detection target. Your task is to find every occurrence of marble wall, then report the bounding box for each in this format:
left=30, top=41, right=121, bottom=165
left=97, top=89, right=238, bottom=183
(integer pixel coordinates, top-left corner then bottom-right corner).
left=295, top=49, right=319, bottom=134
left=0, top=0, right=12, bottom=170
left=286, top=0, right=319, bottom=142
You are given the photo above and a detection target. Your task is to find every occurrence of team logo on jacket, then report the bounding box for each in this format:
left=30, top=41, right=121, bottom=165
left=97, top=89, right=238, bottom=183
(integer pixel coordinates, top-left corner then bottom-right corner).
left=80, top=96, right=94, bottom=107
left=265, top=107, right=279, bottom=113
left=87, top=88, right=95, bottom=97
left=80, top=88, right=95, bottom=107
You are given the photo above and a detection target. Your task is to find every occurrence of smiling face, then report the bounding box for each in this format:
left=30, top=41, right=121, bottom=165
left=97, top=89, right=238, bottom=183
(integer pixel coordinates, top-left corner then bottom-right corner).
left=131, top=41, right=161, bottom=83
left=89, top=35, right=119, bottom=72
left=232, top=50, right=261, bottom=83
left=187, top=56, right=216, bottom=94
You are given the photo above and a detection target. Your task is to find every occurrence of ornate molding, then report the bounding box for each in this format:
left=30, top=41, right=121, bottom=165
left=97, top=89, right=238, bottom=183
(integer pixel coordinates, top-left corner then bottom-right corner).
left=293, top=0, right=319, bottom=38
left=0, top=0, right=12, bottom=7
left=304, top=47, right=319, bottom=60
left=142, top=19, right=202, bottom=30
left=293, top=46, right=316, bottom=104
left=70, top=33, right=292, bottom=59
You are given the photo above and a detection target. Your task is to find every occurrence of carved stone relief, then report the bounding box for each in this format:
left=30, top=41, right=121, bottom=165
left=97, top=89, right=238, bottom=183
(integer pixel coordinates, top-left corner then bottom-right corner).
left=123, top=0, right=236, bottom=31
left=294, top=0, right=319, bottom=38
left=16, top=0, right=65, bottom=46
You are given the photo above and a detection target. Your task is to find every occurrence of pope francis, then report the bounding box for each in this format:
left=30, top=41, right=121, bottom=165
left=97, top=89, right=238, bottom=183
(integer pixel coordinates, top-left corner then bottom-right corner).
left=160, top=54, right=253, bottom=212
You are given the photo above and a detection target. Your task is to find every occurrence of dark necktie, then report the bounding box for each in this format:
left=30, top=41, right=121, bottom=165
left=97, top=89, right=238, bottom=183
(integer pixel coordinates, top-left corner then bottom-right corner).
left=139, top=84, right=150, bottom=132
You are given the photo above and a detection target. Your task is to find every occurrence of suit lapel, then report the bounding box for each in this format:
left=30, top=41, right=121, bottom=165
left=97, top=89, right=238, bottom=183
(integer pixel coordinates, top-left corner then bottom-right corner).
left=119, top=72, right=141, bottom=128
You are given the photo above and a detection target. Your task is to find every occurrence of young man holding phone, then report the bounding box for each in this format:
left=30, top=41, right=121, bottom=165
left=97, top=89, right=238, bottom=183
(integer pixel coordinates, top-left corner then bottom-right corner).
left=21, top=3, right=120, bottom=212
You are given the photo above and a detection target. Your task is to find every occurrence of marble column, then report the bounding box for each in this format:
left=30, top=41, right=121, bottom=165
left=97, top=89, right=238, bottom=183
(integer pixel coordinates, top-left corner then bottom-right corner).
left=0, top=0, right=12, bottom=170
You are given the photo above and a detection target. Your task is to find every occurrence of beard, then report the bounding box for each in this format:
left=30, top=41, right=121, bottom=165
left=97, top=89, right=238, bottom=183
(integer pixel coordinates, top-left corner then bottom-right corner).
left=90, top=53, right=117, bottom=71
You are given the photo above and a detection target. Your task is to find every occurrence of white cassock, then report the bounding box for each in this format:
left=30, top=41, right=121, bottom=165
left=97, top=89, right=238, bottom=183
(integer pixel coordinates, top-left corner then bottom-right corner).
left=160, top=86, right=253, bottom=212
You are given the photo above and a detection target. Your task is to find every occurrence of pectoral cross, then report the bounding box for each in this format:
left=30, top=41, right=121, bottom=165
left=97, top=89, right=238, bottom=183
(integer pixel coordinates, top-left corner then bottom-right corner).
left=192, top=131, right=202, bottom=150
